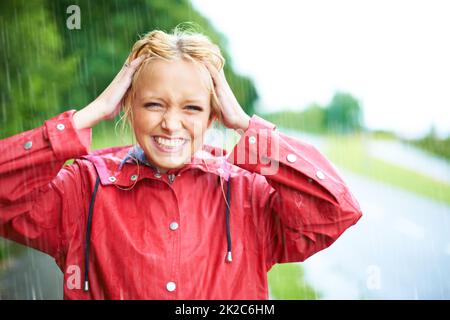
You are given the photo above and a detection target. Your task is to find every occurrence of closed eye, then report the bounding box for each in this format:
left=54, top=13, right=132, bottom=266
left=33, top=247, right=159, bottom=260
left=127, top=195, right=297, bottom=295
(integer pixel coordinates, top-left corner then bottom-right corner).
left=144, top=102, right=162, bottom=108
left=144, top=103, right=203, bottom=112
left=185, top=105, right=203, bottom=111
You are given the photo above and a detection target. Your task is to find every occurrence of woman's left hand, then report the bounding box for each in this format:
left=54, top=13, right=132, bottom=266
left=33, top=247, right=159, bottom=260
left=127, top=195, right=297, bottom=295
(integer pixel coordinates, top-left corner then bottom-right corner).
left=204, top=62, right=251, bottom=133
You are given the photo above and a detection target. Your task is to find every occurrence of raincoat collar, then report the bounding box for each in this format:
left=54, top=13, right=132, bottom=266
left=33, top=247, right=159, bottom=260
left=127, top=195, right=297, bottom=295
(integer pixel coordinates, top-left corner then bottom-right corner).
left=81, top=143, right=231, bottom=187
left=118, top=145, right=160, bottom=172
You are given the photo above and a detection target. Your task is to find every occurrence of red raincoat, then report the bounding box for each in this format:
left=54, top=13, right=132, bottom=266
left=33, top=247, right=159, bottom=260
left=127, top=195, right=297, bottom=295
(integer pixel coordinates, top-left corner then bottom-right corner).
left=0, top=109, right=362, bottom=299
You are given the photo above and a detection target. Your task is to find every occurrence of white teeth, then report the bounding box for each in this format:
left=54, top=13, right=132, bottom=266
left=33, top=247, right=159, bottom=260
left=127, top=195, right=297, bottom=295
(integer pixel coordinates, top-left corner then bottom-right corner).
left=154, top=136, right=185, bottom=147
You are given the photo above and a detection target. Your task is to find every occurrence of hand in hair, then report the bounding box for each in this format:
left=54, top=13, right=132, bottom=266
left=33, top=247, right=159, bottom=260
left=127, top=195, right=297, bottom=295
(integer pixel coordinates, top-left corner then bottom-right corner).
left=203, top=62, right=250, bottom=134
left=73, top=54, right=148, bottom=129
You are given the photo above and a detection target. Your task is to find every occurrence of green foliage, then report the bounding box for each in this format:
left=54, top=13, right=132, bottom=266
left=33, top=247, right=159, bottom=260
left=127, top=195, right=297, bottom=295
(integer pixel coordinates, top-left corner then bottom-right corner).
left=267, top=263, right=320, bottom=300
left=1, top=0, right=258, bottom=138
left=408, top=133, right=450, bottom=161
left=370, top=130, right=398, bottom=140
left=264, top=104, right=327, bottom=134
left=300, top=103, right=327, bottom=133
left=326, top=135, right=450, bottom=205
left=263, top=92, right=364, bottom=134
left=325, top=92, right=364, bottom=134
left=0, top=0, right=78, bottom=135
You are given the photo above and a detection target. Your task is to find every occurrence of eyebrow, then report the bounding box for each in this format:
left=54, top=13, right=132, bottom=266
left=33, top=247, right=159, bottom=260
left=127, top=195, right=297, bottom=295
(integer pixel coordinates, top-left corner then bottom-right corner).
left=183, top=98, right=208, bottom=104
left=140, top=95, right=208, bottom=104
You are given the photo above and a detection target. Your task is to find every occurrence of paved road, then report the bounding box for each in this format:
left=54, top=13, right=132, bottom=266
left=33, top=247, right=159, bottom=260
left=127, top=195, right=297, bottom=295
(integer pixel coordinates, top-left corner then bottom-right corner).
left=301, top=169, right=450, bottom=299
left=281, top=129, right=450, bottom=299
left=0, top=244, right=63, bottom=299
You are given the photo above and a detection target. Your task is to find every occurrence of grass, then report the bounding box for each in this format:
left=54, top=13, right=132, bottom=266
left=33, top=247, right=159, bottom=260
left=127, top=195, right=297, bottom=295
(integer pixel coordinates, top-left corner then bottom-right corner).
left=64, top=126, right=132, bottom=166
left=91, top=125, right=134, bottom=150
left=325, top=135, right=450, bottom=205
left=267, top=263, right=320, bottom=299
left=0, top=239, right=27, bottom=275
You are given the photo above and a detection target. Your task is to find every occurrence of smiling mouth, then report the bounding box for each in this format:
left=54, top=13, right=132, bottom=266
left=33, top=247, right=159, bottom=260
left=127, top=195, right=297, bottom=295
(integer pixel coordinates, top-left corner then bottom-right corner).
left=151, top=136, right=188, bottom=153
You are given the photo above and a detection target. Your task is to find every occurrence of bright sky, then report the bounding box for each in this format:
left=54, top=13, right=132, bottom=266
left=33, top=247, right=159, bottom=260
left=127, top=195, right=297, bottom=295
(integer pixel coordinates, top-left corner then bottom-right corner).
left=191, top=0, right=450, bottom=138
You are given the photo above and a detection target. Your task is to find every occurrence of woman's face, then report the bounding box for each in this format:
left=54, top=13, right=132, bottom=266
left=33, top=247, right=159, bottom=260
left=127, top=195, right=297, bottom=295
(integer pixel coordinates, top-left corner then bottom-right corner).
left=131, top=58, right=213, bottom=173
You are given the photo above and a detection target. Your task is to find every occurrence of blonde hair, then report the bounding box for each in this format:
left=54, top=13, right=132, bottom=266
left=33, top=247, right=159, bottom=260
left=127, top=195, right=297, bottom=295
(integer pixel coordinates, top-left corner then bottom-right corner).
left=115, top=23, right=225, bottom=144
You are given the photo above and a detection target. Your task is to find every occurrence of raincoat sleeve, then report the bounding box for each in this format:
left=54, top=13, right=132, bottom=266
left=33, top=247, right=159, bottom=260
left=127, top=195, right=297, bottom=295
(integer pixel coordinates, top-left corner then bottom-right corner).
left=0, top=110, right=91, bottom=259
left=228, top=115, right=363, bottom=270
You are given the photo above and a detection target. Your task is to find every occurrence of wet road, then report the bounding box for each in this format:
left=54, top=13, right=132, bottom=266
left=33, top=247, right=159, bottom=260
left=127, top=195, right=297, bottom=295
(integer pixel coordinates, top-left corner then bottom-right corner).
left=276, top=129, right=450, bottom=299
left=301, top=169, right=450, bottom=299
left=0, top=243, right=63, bottom=299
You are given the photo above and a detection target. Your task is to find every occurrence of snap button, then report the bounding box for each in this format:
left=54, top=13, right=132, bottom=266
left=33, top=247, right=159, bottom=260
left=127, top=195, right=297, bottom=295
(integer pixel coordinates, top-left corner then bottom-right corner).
left=286, top=153, right=297, bottom=163
left=166, top=281, right=176, bottom=292
left=248, top=136, right=257, bottom=144
left=316, top=170, right=326, bottom=180
left=108, top=176, right=117, bottom=183
left=23, top=141, right=33, bottom=150
left=169, top=221, right=179, bottom=231
left=154, top=173, right=161, bottom=178
left=130, top=174, right=138, bottom=181
left=56, top=123, right=65, bottom=131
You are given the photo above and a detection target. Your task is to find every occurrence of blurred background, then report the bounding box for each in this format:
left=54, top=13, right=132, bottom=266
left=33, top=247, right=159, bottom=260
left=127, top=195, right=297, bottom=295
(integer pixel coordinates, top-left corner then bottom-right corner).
left=0, top=0, right=449, bottom=299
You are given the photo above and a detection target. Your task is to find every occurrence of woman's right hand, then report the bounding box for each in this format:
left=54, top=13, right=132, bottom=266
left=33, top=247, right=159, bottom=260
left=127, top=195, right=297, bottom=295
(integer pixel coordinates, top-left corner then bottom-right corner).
left=73, top=54, right=148, bottom=129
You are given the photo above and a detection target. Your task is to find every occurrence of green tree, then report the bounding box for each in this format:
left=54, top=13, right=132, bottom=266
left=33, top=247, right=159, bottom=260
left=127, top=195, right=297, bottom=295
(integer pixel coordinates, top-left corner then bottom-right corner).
left=325, top=92, right=364, bottom=134
left=299, top=103, right=326, bottom=133
left=0, top=0, right=77, bottom=137
left=263, top=103, right=326, bottom=133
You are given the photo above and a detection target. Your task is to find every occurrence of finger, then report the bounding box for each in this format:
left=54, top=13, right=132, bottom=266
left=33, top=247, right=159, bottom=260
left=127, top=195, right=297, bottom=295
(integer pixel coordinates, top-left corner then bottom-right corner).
left=128, top=54, right=148, bottom=68
left=204, top=62, right=222, bottom=89
left=218, top=67, right=226, bottom=79
left=124, top=58, right=143, bottom=75
left=110, top=55, right=147, bottom=92
left=204, top=61, right=219, bottom=78
left=119, top=54, right=147, bottom=75
left=110, top=55, right=147, bottom=87
left=206, top=62, right=228, bottom=87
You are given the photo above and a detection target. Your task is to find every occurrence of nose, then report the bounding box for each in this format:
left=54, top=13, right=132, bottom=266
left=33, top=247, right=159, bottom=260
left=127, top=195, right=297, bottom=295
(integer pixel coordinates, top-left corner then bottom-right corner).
left=161, top=108, right=183, bottom=132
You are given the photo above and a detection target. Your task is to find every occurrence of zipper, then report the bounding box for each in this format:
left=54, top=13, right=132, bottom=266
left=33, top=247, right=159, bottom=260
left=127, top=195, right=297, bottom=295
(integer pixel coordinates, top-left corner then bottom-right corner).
left=168, top=173, right=176, bottom=185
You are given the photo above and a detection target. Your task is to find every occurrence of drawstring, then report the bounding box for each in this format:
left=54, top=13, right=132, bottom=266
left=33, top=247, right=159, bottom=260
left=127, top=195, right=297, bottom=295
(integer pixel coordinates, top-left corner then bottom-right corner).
left=84, top=162, right=232, bottom=292
left=225, top=177, right=232, bottom=263
left=84, top=175, right=101, bottom=292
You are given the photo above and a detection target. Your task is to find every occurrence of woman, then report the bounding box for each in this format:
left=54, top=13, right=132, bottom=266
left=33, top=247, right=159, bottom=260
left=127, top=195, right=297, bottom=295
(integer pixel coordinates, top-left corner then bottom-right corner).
left=0, top=27, right=362, bottom=299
